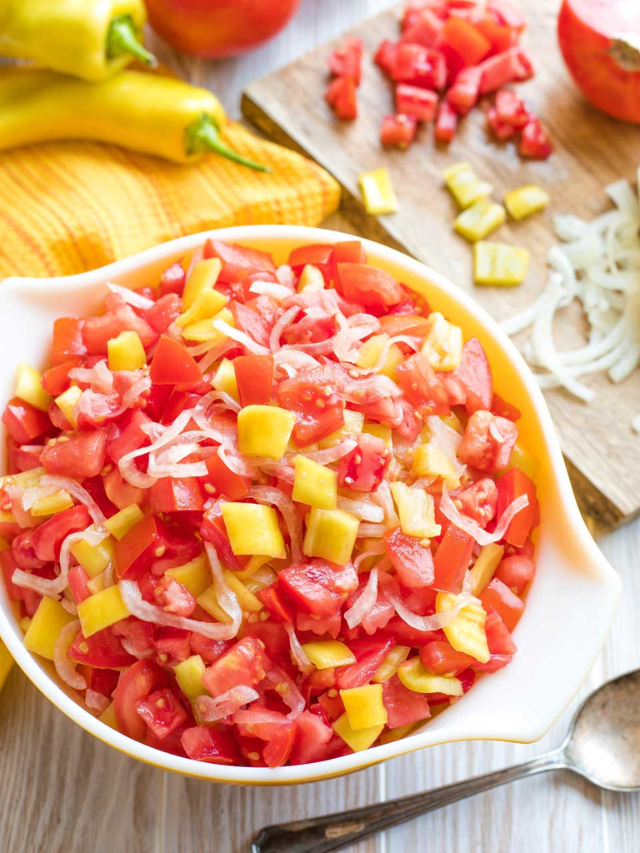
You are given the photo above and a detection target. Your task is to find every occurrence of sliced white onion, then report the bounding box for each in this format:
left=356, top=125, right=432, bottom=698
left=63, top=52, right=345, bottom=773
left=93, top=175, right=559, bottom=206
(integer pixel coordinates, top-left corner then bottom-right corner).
left=440, top=484, right=529, bottom=547
left=301, top=437, right=357, bottom=465
left=273, top=349, right=321, bottom=376
left=249, top=280, right=293, bottom=300
left=250, top=486, right=302, bottom=561
left=69, top=360, right=114, bottom=394
left=357, top=522, right=387, bottom=538
left=213, top=318, right=270, bottom=356
left=372, top=479, right=399, bottom=527
left=40, top=475, right=106, bottom=525
left=85, top=690, right=111, bottom=713
left=107, top=282, right=155, bottom=310
left=193, top=393, right=239, bottom=442
left=265, top=665, right=305, bottom=720
left=118, top=408, right=195, bottom=487
left=54, top=620, right=86, bottom=690
left=275, top=265, right=295, bottom=289
left=21, top=482, right=60, bottom=511
left=383, top=585, right=474, bottom=631
left=186, top=243, right=204, bottom=279
left=353, top=543, right=386, bottom=572
left=61, top=598, right=78, bottom=615
left=12, top=568, right=60, bottom=597
left=284, top=623, right=314, bottom=675
left=218, top=441, right=258, bottom=478
left=337, top=496, right=384, bottom=523
left=371, top=335, right=419, bottom=373
left=344, top=568, right=378, bottom=629
left=269, top=306, right=300, bottom=353
left=196, top=686, right=260, bottom=722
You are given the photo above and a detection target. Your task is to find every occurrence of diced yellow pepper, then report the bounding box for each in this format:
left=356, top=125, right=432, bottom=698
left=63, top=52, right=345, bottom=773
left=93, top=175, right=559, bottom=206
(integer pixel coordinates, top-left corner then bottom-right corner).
left=234, top=554, right=270, bottom=580
left=469, top=543, right=504, bottom=595
left=166, top=554, right=211, bottom=598
left=175, top=654, right=208, bottom=701
left=104, top=504, right=144, bottom=540
left=14, top=363, right=52, bottom=412
left=443, top=162, right=493, bottom=209
left=182, top=258, right=222, bottom=309
left=107, top=331, right=146, bottom=372
left=380, top=722, right=415, bottom=744
left=99, top=701, right=119, bottom=731
left=362, top=423, right=393, bottom=449
left=297, top=264, right=325, bottom=293
left=436, top=592, right=490, bottom=663
left=54, top=385, right=82, bottom=429
left=243, top=566, right=277, bottom=596
left=508, top=443, right=539, bottom=480
left=454, top=199, right=506, bottom=243
left=504, top=184, right=549, bottom=221
left=373, top=645, right=410, bottom=683
left=183, top=306, right=234, bottom=343
left=359, top=167, right=398, bottom=215
left=390, top=482, right=440, bottom=539
left=318, top=410, right=364, bottom=449
left=301, top=640, right=356, bottom=670
left=398, top=658, right=463, bottom=695
left=355, top=333, right=403, bottom=379
left=341, top=683, right=388, bottom=730
left=473, top=241, right=530, bottom=287
left=19, top=616, right=32, bottom=633
left=0, top=468, right=45, bottom=493
left=333, top=712, right=384, bottom=751
left=441, top=412, right=463, bottom=433
left=222, top=570, right=263, bottom=613
left=213, top=358, right=240, bottom=403
left=421, top=313, right=463, bottom=372
left=77, top=586, right=130, bottom=638
left=70, top=530, right=115, bottom=578
left=87, top=571, right=107, bottom=595
left=30, top=489, right=74, bottom=517
left=176, top=287, right=227, bottom=327
left=237, top=404, right=296, bottom=460
left=197, top=584, right=232, bottom=624
left=0, top=640, right=14, bottom=691
left=303, top=507, right=359, bottom=565
left=221, top=502, right=286, bottom=558
left=293, top=456, right=337, bottom=510
left=412, top=444, right=456, bottom=478
left=24, top=597, right=76, bottom=660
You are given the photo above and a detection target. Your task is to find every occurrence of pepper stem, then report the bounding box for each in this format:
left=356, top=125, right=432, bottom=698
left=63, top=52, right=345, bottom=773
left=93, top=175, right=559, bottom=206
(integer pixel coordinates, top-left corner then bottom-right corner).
left=188, top=115, right=271, bottom=173
left=108, top=15, right=158, bottom=67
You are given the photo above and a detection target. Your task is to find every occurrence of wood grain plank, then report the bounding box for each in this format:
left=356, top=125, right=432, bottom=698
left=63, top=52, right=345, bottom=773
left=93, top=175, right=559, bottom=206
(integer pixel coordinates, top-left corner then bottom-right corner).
left=242, top=0, right=640, bottom=528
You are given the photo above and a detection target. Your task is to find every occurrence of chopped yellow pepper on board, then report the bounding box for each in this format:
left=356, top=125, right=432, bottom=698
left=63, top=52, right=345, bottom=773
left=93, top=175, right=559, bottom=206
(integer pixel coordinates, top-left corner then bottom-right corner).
left=504, top=184, right=550, bottom=221
left=293, top=455, right=337, bottom=510
left=107, top=330, right=146, bottom=371
left=104, top=503, right=144, bottom=540
left=454, top=199, right=506, bottom=243
left=436, top=592, right=490, bottom=663
left=221, top=502, right=286, bottom=558
left=341, top=684, right=388, bottom=730
left=24, top=597, right=76, bottom=660
left=333, top=712, right=384, bottom=751
left=182, top=258, right=222, bottom=309
left=302, top=507, right=359, bottom=565
left=14, top=363, right=52, bottom=412
left=359, top=167, right=398, bottom=215
left=77, top=585, right=130, bottom=638
left=390, top=482, right=440, bottom=539
left=443, top=162, right=493, bottom=209
left=301, top=640, right=356, bottom=670
left=398, top=658, right=463, bottom=695
left=421, top=312, right=463, bottom=372
left=474, top=241, right=530, bottom=286
left=54, top=385, right=82, bottom=428
left=237, top=404, right=296, bottom=459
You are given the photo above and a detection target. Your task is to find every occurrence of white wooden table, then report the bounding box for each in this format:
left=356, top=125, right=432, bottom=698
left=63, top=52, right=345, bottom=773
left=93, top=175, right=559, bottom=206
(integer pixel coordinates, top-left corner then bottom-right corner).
left=1, top=2, right=639, bottom=850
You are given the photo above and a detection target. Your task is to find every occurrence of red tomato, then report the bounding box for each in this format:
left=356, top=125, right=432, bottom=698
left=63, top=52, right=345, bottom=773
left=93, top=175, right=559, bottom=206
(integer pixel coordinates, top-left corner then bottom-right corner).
left=234, top=355, right=274, bottom=407
left=114, top=514, right=169, bottom=580
left=446, top=66, right=483, bottom=113
left=289, top=709, right=333, bottom=765
left=0, top=550, right=23, bottom=602
left=485, top=608, right=517, bottom=655
left=494, top=87, right=530, bottom=127
left=433, top=524, right=474, bottom=593
left=326, top=76, right=358, bottom=120
left=384, top=528, right=435, bottom=589
left=475, top=4, right=523, bottom=53
left=145, top=0, right=299, bottom=59
left=519, top=118, right=553, bottom=159
left=159, top=262, right=186, bottom=296
left=395, top=84, right=438, bottom=121
left=420, top=640, right=476, bottom=675
left=275, top=375, right=345, bottom=447
left=190, top=634, right=233, bottom=665
left=375, top=40, right=400, bottom=75
left=396, top=352, right=450, bottom=415
left=235, top=707, right=296, bottom=768
left=328, top=37, right=363, bottom=84
left=256, top=585, right=293, bottom=623
left=487, top=104, right=517, bottom=139
left=31, top=505, right=91, bottom=562
left=229, top=301, right=271, bottom=349
left=478, top=47, right=534, bottom=94
left=69, top=627, right=137, bottom=668
left=378, top=313, right=431, bottom=339
left=455, top=478, right=498, bottom=529
left=496, top=466, right=539, bottom=547
left=336, top=263, right=404, bottom=309
left=206, top=240, right=276, bottom=282
left=85, top=667, right=120, bottom=697
left=435, top=100, right=458, bottom=142
left=401, top=9, right=443, bottom=48
left=391, top=43, right=447, bottom=89
left=458, top=410, right=518, bottom=473
left=82, top=307, right=156, bottom=355
left=380, top=113, right=418, bottom=148
left=558, top=0, right=640, bottom=124
left=278, top=559, right=358, bottom=618
left=335, top=638, right=394, bottom=690
left=243, top=620, right=290, bottom=661
left=105, top=409, right=151, bottom=464
left=136, top=688, right=189, bottom=739
left=296, top=610, right=342, bottom=639
left=113, top=660, right=167, bottom=741
left=448, top=338, right=493, bottom=414
left=41, top=358, right=82, bottom=397
left=146, top=293, right=181, bottom=334
left=288, top=244, right=336, bottom=280
left=67, top=564, right=91, bottom=603
left=201, top=450, right=250, bottom=502
left=333, top=240, right=367, bottom=265
left=495, top=554, right=535, bottom=594
left=2, top=398, right=50, bottom=444
left=149, top=336, right=201, bottom=386
left=181, top=724, right=241, bottom=765
left=11, top=530, right=45, bottom=570
left=41, top=429, right=107, bottom=479
left=153, top=576, right=197, bottom=617
left=337, top=434, right=391, bottom=492
left=441, top=15, right=492, bottom=65
left=491, top=393, right=521, bottom=421
left=147, top=477, right=205, bottom=513
left=51, top=318, right=87, bottom=365
left=317, top=689, right=345, bottom=721
left=201, top=500, right=246, bottom=572
left=201, top=637, right=268, bottom=696
left=103, top=468, right=145, bottom=511
left=479, top=578, right=524, bottom=632
left=382, top=674, right=431, bottom=728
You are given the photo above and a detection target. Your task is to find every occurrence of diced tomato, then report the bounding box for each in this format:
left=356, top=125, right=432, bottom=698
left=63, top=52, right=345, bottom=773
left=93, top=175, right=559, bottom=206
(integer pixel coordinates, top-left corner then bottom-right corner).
left=391, top=396, right=422, bottom=442
left=441, top=15, right=492, bottom=65
left=69, top=627, right=137, bottom=668
left=159, top=262, right=186, bottom=296
left=382, top=674, right=431, bottom=728
left=391, top=43, right=447, bottom=90
left=205, top=240, right=276, bottom=283
left=256, top=585, right=293, bottom=623
left=113, top=660, right=167, bottom=741
left=41, top=429, right=107, bottom=479
left=82, top=307, right=156, bottom=355
left=317, top=689, right=345, bottom=721
left=433, top=524, right=474, bottom=593
left=328, top=36, right=363, bottom=84
left=181, top=724, right=241, bottom=765
left=333, top=241, right=367, bottom=265
left=229, top=301, right=271, bottom=349
left=375, top=39, right=399, bottom=75
left=114, top=513, right=168, bottom=580
left=458, top=410, right=518, bottom=473
left=149, top=336, right=201, bottom=386
left=41, top=358, right=82, bottom=397
left=491, top=393, right=521, bottom=422
left=420, top=640, right=476, bottom=674
left=102, top=467, right=144, bottom=511
left=289, top=709, right=333, bottom=765
left=288, top=244, right=336, bottom=281
left=146, top=293, right=181, bottom=334
left=487, top=104, right=516, bottom=139
left=11, top=531, right=45, bottom=570
left=200, top=450, right=250, bottom=502
left=85, top=667, right=120, bottom=697
left=190, top=633, right=233, bottom=665
left=326, top=75, right=358, bottom=120
left=153, top=575, right=196, bottom=617
left=51, top=318, right=87, bottom=365
left=2, top=398, right=51, bottom=444
left=435, top=100, right=458, bottom=142
left=105, top=409, right=151, bottom=465
left=201, top=637, right=269, bottom=696
left=337, top=433, right=391, bottom=492
left=494, top=88, right=530, bottom=128
left=243, top=620, right=290, bottom=662
left=147, top=477, right=204, bottom=513
left=335, top=638, right=394, bottom=690
left=278, top=559, right=358, bottom=618
left=395, top=84, right=438, bottom=121
left=475, top=7, right=521, bottom=53
left=67, top=564, right=91, bottom=603
left=337, top=263, right=404, bottom=310
left=519, top=117, right=553, bottom=159
left=380, top=113, right=418, bottom=148
left=136, top=688, right=189, bottom=739
left=479, top=578, right=524, bottom=632
left=458, top=667, right=476, bottom=692
left=378, top=313, right=431, bottom=340
left=384, top=528, right=435, bottom=589
left=0, top=550, right=23, bottom=601
left=396, top=352, right=450, bottom=415
left=485, top=607, right=517, bottom=655
left=455, top=477, right=498, bottom=529
left=495, top=554, right=535, bottom=595
left=401, top=8, right=443, bottom=48
left=7, top=439, right=43, bottom=474
left=235, top=707, right=296, bottom=768
left=496, top=466, right=539, bottom=547
left=233, top=355, right=273, bottom=408
left=478, top=46, right=534, bottom=94
left=275, top=375, right=345, bottom=447
left=31, top=505, right=91, bottom=562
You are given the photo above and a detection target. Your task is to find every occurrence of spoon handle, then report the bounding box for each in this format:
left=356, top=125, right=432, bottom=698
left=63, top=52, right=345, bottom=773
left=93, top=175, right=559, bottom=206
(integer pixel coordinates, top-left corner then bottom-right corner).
left=251, top=749, right=567, bottom=853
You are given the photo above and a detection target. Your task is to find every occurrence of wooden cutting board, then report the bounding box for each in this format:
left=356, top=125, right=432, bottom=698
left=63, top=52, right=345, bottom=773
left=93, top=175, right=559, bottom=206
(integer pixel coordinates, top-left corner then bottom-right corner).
left=243, top=0, right=640, bottom=529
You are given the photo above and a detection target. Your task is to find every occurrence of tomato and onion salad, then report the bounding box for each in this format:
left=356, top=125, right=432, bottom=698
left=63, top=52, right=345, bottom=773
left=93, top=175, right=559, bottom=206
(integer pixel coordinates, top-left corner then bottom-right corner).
left=0, top=238, right=539, bottom=768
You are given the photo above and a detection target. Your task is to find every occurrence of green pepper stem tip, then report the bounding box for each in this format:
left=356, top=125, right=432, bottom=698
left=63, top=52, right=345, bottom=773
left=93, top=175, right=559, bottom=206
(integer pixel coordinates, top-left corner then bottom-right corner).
left=108, top=15, right=158, bottom=68
left=191, top=117, right=271, bottom=173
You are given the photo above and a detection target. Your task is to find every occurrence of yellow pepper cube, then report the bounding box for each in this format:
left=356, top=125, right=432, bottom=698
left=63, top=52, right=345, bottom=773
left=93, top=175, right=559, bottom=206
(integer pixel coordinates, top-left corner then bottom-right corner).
left=234, top=554, right=270, bottom=580
left=222, top=570, right=263, bottom=613
left=437, top=592, right=490, bottom=663
left=70, top=530, right=115, bottom=578
left=504, top=184, right=550, bottom=221
left=318, top=410, right=364, bottom=449
left=474, top=241, right=530, bottom=287
left=359, top=167, right=398, bottom=215
left=221, top=502, right=286, bottom=558
left=99, top=701, right=119, bottom=731
left=0, top=640, right=14, bottom=691
left=297, top=264, right=325, bottom=293
left=54, top=385, right=82, bottom=429
left=24, top=597, right=76, bottom=661
left=166, top=554, right=211, bottom=598
left=421, top=313, right=463, bottom=372
left=301, top=641, right=356, bottom=670
left=197, top=584, right=232, bottom=624
left=373, top=645, right=410, bottom=683
left=469, top=543, right=505, bottom=595
left=175, top=654, right=208, bottom=701
left=293, top=456, right=337, bottom=510
left=341, top=683, right=387, bottom=730
left=31, top=489, right=74, bottom=517
left=362, top=423, right=392, bottom=449
left=183, top=306, right=234, bottom=342
left=182, top=258, right=222, bottom=309
left=454, top=199, right=506, bottom=243
left=333, top=712, right=384, bottom=752
left=412, top=444, right=456, bottom=478
left=398, top=657, right=463, bottom=695
left=107, top=330, right=146, bottom=372
left=87, top=571, right=107, bottom=596
left=508, top=443, right=539, bottom=480
left=104, top=503, right=144, bottom=540
left=77, top=585, right=130, bottom=638
left=390, top=482, right=440, bottom=539
left=356, top=334, right=389, bottom=369
left=302, top=507, right=359, bottom=565
left=443, top=162, right=493, bottom=209
left=213, top=358, right=240, bottom=403
left=237, top=404, right=296, bottom=460
left=19, top=616, right=32, bottom=633
left=14, top=363, right=52, bottom=412
left=176, top=288, right=227, bottom=328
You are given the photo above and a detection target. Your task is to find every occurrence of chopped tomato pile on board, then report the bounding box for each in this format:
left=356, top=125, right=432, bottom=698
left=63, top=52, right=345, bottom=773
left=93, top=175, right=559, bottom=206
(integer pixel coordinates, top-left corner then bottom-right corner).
left=1, top=238, right=539, bottom=767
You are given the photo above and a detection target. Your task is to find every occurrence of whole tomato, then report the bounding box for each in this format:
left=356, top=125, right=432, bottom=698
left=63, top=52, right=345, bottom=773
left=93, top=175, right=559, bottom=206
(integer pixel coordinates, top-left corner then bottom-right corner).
left=145, top=0, right=301, bottom=59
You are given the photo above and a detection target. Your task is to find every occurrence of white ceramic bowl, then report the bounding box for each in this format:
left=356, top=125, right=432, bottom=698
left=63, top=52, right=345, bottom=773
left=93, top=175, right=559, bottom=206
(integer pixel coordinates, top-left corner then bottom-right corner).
left=0, top=225, right=620, bottom=785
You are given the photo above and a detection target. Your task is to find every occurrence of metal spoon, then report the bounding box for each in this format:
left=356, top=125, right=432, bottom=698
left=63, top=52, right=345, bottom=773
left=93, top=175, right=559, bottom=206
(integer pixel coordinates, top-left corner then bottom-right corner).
left=251, top=668, right=640, bottom=853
